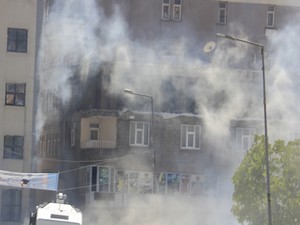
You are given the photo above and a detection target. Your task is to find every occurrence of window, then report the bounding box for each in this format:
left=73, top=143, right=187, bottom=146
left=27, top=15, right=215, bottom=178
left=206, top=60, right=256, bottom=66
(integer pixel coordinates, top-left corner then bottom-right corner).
left=3, top=135, right=24, bottom=159
left=71, top=123, right=76, bottom=147
left=7, top=28, right=28, bottom=53
left=204, top=176, right=217, bottom=196
left=129, top=121, right=149, bottom=146
left=5, top=83, right=26, bottom=106
left=44, top=133, right=59, bottom=157
left=191, top=175, right=204, bottom=195
left=155, top=173, right=166, bottom=194
left=90, top=166, right=114, bottom=193
left=45, top=92, right=59, bottom=113
left=54, top=134, right=59, bottom=156
left=266, top=5, right=275, bottom=28
left=181, top=124, right=201, bottom=149
left=1, top=189, right=22, bottom=221
left=167, top=173, right=180, bottom=194
left=155, top=173, right=203, bottom=195
left=128, top=172, right=139, bottom=193
left=99, top=167, right=110, bottom=192
left=39, top=135, right=45, bottom=157
left=218, top=2, right=227, bottom=24
left=138, top=172, right=152, bottom=194
left=89, top=123, right=99, bottom=140
left=161, top=0, right=182, bottom=21
left=115, top=171, right=152, bottom=194
left=236, top=128, right=255, bottom=152
left=162, top=0, right=170, bottom=20
left=180, top=175, right=191, bottom=194
left=173, top=0, right=182, bottom=21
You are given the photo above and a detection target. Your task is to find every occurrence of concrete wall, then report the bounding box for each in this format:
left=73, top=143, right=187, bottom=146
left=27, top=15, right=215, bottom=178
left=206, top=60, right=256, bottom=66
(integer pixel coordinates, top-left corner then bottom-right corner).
left=0, top=0, right=37, bottom=224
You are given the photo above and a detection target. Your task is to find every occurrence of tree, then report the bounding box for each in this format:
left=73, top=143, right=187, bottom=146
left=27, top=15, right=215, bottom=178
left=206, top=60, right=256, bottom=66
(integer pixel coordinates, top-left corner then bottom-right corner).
left=232, top=135, right=300, bottom=225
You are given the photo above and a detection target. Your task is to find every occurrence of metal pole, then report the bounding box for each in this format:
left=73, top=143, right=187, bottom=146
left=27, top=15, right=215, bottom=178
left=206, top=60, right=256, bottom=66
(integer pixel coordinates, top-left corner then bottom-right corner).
left=216, top=34, right=272, bottom=225
left=261, top=46, right=272, bottom=225
left=150, top=96, right=156, bottom=193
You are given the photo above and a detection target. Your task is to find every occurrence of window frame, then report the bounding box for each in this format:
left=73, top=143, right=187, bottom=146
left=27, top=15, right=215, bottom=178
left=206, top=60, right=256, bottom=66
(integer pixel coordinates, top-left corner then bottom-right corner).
left=3, top=135, right=24, bottom=159
left=89, top=123, right=100, bottom=141
left=115, top=171, right=153, bottom=194
left=162, top=0, right=171, bottom=20
left=166, top=173, right=180, bottom=194
left=218, top=2, right=227, bottom=24
left=90, top=166, right=114, bottom=193
left=71, top=123, right=76, bottom=147
left=161, top=0, right=182, bottom=21
left=129, top=121, right=150, bottom=147
left=236, top=127, right=256, bottom=152
left=181, top=124, right=201, bottom=150
left=7, top=28, right=28, bottom=53
left=1, top=189, right=22, bottom=222
left=173, top=0, right=182, bottom=21
left=5, top=83, right=26, bottom=106
left=266, top=5, right=275, bottom=28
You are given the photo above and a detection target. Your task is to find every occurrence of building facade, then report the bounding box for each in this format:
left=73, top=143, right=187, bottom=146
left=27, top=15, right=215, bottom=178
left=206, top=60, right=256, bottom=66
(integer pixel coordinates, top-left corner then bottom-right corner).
left=0, top=0, right=38, bottom=224
left=0, top=0, right=300, bottom=224
left=35, top=3, right=300, bottom=225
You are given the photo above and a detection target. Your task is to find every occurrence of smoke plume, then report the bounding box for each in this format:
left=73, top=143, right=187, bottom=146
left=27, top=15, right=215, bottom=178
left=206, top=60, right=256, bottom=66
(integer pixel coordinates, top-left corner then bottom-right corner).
left=35, top=1, right=300, bottom=225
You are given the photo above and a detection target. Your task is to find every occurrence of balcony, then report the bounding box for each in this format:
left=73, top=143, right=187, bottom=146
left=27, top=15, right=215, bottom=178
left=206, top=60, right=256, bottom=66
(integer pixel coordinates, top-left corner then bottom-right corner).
left=81, top=140, right=116, bottom=149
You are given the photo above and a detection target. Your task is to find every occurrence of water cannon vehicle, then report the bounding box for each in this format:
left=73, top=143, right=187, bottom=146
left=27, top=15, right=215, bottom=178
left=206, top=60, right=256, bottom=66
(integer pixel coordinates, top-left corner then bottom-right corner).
left=29, top=193, right=82, bottom=225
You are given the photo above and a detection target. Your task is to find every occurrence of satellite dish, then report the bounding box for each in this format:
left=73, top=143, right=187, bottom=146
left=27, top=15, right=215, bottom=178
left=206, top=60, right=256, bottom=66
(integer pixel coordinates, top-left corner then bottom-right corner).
left=203, top=41, right=216, bottom=53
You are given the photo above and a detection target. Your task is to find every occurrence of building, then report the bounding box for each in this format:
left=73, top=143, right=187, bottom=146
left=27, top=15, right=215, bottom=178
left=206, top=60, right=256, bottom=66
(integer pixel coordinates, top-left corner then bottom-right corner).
left=0, top=0, right=299, bottom=224
left=0, top=0, right=38, bottom=224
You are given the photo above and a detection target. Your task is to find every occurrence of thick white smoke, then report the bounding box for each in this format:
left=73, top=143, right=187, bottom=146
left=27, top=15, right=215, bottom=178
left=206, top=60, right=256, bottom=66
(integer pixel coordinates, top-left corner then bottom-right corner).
left=36, top=0, right=128, bottom=138
left=84, top=195, right=236, bottom=225
left=36, top=1, right=300, bottom=225
left=264, top=18, right=300, bottom=141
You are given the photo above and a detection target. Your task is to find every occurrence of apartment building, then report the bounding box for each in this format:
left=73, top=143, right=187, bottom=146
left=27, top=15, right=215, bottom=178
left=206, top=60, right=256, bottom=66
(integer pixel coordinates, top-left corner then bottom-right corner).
left=0, top=0, right=39, bottom=224
left=1, top=0, right=299, bottom=224
left=34, top=0, right=300, bottom=224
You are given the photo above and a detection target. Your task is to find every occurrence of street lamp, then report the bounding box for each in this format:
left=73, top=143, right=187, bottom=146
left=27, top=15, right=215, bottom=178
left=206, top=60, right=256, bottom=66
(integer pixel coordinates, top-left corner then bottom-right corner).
left=123, top=88, right=156, bottom=191
left=216, top=33, right=272, bottom=225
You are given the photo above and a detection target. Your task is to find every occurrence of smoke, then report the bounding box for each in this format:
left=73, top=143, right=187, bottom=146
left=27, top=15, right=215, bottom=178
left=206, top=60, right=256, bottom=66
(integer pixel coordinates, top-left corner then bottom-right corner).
left=36, top=0, right=129, bottom=138
left=264, top=17, right=300, bottom=141
left=35, top=1, right=300, bottom=225
left=84, top=195, right=235, bottom=225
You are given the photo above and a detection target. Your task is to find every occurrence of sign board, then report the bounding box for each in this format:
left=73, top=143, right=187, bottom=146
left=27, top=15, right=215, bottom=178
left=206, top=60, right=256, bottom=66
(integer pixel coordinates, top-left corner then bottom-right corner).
left=0, top=170, right=59, bottom=191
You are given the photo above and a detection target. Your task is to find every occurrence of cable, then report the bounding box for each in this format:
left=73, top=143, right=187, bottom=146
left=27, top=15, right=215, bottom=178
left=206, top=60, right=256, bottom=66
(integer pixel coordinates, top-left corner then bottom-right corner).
left=39, top=151, right=148, bottom=175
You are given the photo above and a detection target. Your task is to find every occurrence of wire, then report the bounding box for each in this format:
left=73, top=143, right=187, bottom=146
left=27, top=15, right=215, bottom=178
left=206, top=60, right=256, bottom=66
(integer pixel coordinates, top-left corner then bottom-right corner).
left=39, top=152, right=141, bottom=163
left=40, top=151, right=148, bottom=175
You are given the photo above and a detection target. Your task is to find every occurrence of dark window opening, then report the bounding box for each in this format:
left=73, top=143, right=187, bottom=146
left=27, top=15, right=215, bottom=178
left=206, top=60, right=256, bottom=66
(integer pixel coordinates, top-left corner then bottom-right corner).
left=7, top=28, right=28, bottom=53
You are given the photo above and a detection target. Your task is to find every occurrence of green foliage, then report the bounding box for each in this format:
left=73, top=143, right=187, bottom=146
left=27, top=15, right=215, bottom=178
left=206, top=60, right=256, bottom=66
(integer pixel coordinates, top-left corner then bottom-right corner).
left=232, top=135, right=300, bottom=225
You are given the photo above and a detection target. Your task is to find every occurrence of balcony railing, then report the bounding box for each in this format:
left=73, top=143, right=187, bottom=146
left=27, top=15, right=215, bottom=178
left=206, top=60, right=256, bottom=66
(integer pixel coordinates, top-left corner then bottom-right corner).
left=81, top=140, right=116, bottom=149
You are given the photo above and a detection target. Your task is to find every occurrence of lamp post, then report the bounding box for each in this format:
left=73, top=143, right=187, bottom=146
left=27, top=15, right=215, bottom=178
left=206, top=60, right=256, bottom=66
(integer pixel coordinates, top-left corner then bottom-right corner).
left=123, top=88, right=156, bottom=192
left=216, top=33, right=272, bottom=225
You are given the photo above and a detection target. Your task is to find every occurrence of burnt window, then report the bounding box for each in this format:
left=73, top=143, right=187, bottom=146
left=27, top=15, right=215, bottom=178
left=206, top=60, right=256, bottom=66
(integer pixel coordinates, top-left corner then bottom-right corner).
left=5, top=83, right=26, bottom=106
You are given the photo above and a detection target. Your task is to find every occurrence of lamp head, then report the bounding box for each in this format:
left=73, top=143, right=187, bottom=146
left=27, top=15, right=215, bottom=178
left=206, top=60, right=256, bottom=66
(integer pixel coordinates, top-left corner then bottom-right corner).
left=216, top=33, right=236, bottom=40
left=124, top=88, right=134, bottom=94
